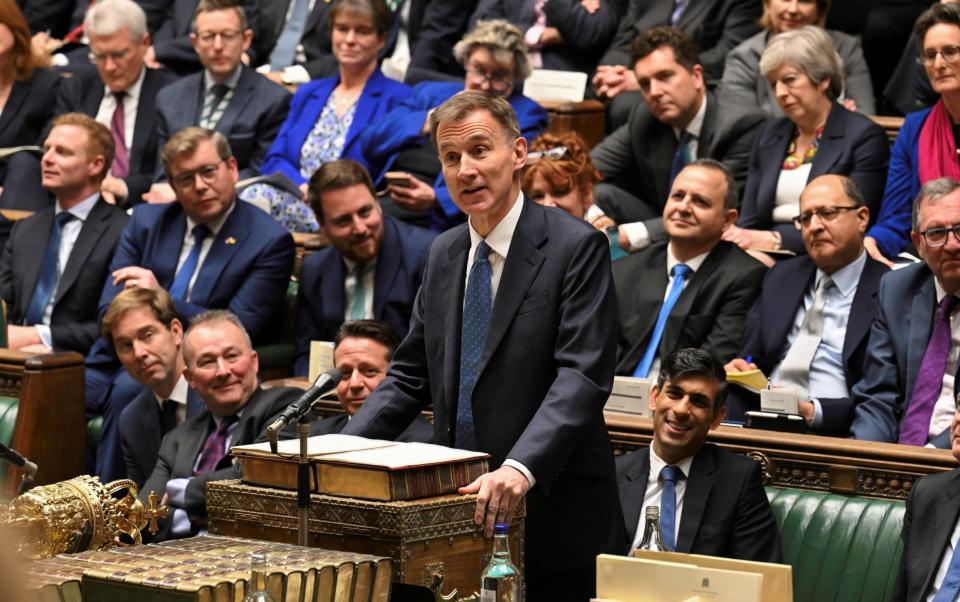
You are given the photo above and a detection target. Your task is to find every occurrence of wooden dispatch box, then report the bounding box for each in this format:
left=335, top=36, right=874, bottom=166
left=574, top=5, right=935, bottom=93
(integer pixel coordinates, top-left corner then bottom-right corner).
left=206, top=480, right=525, bottom=600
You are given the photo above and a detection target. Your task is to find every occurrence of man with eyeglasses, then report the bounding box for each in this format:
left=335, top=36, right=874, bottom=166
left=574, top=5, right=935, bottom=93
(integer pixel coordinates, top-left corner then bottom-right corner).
left=613, top=159, right=766, bottom=379
left=724, top=175, right=888, bottom=436
left=148, top=0, right=261, bottom=74
left=146, top=0, right=291, bottom=203
left=84, top=126, right=295, bottom=482
left=590, top=27, right=763, bottom=256
left=850, top=177, right=960, bottom=447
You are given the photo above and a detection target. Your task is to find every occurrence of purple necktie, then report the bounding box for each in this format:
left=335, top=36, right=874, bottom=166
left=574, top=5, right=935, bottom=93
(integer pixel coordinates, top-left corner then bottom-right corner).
left=193, top=415, right=238, bottom=475
left=900, top=295, right=959, bottom=445
left=110, top=92, right=129, bottom=178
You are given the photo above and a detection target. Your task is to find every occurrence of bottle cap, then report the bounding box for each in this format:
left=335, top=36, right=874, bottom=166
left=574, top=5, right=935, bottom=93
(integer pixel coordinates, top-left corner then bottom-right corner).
left=644, top=505, right=660, bottom=519
left=494, top=523, right=509, bottom=534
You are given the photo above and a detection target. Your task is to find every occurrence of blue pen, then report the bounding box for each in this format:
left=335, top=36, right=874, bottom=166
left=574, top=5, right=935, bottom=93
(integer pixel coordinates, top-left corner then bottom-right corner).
left=745, top=355, right=752, bottom=364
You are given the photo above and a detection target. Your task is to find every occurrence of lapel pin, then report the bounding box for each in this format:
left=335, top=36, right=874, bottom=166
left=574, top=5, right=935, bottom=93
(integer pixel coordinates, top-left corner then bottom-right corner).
left=225, top=236, right=237, bottom=245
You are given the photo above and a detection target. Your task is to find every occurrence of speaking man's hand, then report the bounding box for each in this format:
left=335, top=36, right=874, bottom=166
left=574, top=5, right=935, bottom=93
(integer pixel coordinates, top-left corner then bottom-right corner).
left=459, top=465, right=530, bottom=537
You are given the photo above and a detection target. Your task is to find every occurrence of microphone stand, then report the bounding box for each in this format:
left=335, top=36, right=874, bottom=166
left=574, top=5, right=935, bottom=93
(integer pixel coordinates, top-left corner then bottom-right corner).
left=297, top=413, right=311, bottom=547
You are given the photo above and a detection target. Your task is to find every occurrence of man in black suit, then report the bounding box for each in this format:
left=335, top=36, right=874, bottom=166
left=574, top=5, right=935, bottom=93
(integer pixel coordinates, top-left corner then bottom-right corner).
left=614, top=159, right=766, bottom=377
left=298, top=320, right=432, bottom=441
left=293, top=160, right=436, bottom=376
left=342, top=92, right=626, bottom=601
left=893, top=403, right=960, bottom=601
left=591, top=27, right=763, bottom=253
left=148, top=0, right=261, bottom=74
left=140, top=310, right=302, bottom=541
left=382, top=0, right=477, bottom=83
left=0, top=113, right=128, bottom=356
left=104, top=287, right=205, bottom=488
left=252, top=0, right=336, bottom=85
left=725, top=175, right=888, bottom=435
left=616, top=348, right=782, bottom=561
left=592, top=0, right=760, bottom=128
left=147, top=0, right=290, bottom=202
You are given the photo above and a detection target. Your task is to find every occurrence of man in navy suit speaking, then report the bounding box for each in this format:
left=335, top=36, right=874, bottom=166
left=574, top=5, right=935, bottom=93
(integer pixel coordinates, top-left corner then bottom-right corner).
left=341, top=92, right=625, bottom=600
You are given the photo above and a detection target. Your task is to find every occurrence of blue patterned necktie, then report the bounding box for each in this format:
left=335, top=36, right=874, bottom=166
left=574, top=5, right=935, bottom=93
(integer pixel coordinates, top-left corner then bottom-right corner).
left=634, top=264, right=692, bottom=377
left=456, top=241, right=492, bottom=450
left=934, top=541, right=960, bottom=602
left=169, top=225, right=210, bottom=301
left=667, top=131, right=693, bottom=191
left=660, top=465, right=681, bottom=551
left=270, top=0, right=310, bottom=70
left=25, top=212, right=75, bottom=325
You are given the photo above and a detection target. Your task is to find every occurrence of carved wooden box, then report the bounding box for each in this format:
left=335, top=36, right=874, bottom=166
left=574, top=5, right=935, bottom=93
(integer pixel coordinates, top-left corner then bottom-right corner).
left=206, top=480, right=525, bottom=600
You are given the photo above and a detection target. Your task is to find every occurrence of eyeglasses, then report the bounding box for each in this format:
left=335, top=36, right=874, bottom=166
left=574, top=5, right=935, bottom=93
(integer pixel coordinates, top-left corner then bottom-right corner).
left=196, top=30, right=243, bottom=45
left=792, top=205, right=859, bottom=229
left=466, top=65, right=513, bottom=92
left=527, top=146, right=569, bottom=161
left=920, top=224, right=960, bottom=247
left=88, top=46, right=132, bottom=64
left=171, top=161, right=225, bottom=189
left=921, top=45, right=960, bottom=66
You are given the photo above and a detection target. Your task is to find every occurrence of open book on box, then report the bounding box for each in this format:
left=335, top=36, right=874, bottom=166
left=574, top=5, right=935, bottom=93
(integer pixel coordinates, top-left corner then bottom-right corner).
left=232, top=435, right=490, bottom=501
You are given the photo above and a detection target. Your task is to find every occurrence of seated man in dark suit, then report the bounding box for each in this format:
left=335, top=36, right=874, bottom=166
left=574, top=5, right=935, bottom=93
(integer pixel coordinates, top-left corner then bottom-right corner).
left=252, top=0, right=335, bottom=86
left=590, top=27, right=763, bottom=254
left=147, top=0, right=260, bottom=74
left=0, top=113, right=128, bottom=355
left=147, top=0, right=291, bottom=203
left=616, top=348, right=782, bottom=561
left=300, top=320, right=432, bottom=441
left=140, top=310, right=303, bottom=541
left=104, top=287, right=205, bottom=488
left=893, top=404, right=960, bottom=601
left=293, top=159, right=436, bottom=376
left=1, top=0, right=178, bottom=210
left=592, top=0, right=760, bottom=128
left=851, top=177, right=960, bottom=448
left=87, top=126, right=295, bottom=482
left=725, top=175, right=889, bottom=435
left=614, top=159, right=766, bottom=378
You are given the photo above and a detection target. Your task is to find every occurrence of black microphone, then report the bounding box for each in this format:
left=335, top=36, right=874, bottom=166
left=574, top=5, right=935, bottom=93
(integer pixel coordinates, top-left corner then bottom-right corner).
left=265, top=368, right=342, bottom=442
left=0, top=442, right=37, bottom=477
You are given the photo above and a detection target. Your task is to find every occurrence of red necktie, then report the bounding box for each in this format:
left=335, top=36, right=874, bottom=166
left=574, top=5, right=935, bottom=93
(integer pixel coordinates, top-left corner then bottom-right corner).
left=110, top=91, right=129, bottom=178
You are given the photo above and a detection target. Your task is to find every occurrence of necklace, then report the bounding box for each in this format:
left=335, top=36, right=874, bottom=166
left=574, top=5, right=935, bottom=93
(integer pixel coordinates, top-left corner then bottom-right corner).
left=782, top=126, right=824, bottom=170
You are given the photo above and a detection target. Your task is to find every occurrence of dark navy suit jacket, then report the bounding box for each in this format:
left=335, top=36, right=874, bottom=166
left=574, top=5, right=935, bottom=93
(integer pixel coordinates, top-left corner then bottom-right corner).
left=293, top=215, right=435, bottom=375
left=342, top=198, right=627, bottom=574
left=86, top=200, right=295, bottom=370
left=151, top=0, right=262, bottom=72
left=850, top=262, right=957, bottom=446
left=155, top=66, right=291, bottom=180
left=119, top=384, right=205, bottom=488
left=260, top=69, right=411, bottom=187
left=0, top=197, right=129, bottom=354
left=355, top=81, right=548, bottom=222
left=615, top=444, right=782, bottom=562
left=0, top=68, right=60, bottom=151
left=729, top=254, right=888, bottom=434
left=307, top=412, right=434, bottom=443
left=738, top=103, right=889, bottom=254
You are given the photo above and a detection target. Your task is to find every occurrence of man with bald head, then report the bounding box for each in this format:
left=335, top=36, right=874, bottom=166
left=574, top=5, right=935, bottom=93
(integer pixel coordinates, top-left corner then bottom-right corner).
left=726, top=175, right=889, bottom=435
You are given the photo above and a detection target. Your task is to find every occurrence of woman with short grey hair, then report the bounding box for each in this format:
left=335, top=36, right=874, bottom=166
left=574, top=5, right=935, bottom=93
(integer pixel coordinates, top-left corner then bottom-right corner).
left=453, top=19, right=532, bottom=83
left=723, top=26, right=889, bottom=256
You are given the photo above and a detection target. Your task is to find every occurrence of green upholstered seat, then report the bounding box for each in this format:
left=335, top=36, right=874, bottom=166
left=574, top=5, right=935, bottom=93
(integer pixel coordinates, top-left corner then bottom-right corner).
left=255, top=279, right=298, bottom=376
left=767, top=486, right=905, bottom=602
left=0, top=396, right=18, bottom=483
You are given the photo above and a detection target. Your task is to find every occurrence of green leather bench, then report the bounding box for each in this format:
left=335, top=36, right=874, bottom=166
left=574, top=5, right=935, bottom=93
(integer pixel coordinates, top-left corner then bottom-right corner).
left=767, top=487, right=905, bottom=602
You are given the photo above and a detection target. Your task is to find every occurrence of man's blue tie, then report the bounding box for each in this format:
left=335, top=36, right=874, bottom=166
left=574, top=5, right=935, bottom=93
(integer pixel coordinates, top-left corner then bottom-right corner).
left=270, top=0, right=310, bottom=70
left=25, top=212, right=75, bottom=325
left=667, top=131, right=692, bottom=191
left=169, top=225, right=209, bottom=301
left=456, top=241, right=492, bottom=450
left=634, top=264, right=692, bottom=377
left=934, top=543, right=960, bottom=601
left=660, top=465, right=680, bottom=551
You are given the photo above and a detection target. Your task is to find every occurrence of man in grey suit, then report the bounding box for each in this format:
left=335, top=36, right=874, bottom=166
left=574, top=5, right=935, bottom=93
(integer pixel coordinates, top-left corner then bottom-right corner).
left=140, top=310, right=301, bottom=540
left=341, top=92, right=625, bottom=600
left=0, top=113, right=128, bottom=355
left=148, top=0, right=290, bottom=202
left=851, top=178, right=960, bottom=448
left=590, top=27, right=763, bottom=254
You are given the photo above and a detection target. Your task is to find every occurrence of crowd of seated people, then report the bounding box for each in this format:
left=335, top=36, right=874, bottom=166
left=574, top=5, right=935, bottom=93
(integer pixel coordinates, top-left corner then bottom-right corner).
left=10, top=0, right=960, bottom=584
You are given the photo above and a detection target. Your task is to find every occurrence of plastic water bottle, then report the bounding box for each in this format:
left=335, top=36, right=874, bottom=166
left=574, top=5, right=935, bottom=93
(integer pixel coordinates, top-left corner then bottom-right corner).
left=637, top=505, right=667, bottom=552
left=241, top=552, right=276, bottom=602
left=480, top=523, right=520, bottom=601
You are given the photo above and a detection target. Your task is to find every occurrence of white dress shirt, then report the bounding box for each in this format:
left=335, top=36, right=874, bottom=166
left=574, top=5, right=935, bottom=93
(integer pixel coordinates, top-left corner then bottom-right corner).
left=630, top=446, right=694, bottom=551
left=928, top=280, right=960, bottom=440
left=95, top=66, right=146, bottom=151
left=175, top=203, right=235, bottom=300
left=151, top=375, right=191, bottom=426
left=464, top=192, right=534, bottom=487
